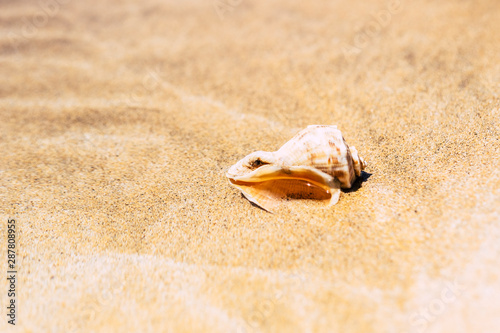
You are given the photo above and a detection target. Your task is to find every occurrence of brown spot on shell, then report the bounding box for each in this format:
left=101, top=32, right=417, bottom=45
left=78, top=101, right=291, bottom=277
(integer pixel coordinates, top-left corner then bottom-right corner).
left=310, top=152, right=317, bottom=164
left=329, top=139, right=342, bottom=154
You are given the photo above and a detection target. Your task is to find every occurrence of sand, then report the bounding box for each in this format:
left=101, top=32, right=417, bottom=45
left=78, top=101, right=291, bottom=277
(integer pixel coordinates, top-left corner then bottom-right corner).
left=1, top=0, right=499, bottom=332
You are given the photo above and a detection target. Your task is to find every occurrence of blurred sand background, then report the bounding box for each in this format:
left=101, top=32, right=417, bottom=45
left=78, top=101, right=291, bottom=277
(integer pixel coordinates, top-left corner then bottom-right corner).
left=1, top=0, right=499, bottom=332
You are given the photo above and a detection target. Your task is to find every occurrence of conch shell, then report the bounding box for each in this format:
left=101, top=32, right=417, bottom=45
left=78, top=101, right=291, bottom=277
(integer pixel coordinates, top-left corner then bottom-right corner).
left=226, top=125, right=367, bottom=212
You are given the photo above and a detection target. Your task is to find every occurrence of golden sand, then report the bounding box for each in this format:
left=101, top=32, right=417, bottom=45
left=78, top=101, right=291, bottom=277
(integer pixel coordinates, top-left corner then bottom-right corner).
left=1, top=0, right=499, bottom=331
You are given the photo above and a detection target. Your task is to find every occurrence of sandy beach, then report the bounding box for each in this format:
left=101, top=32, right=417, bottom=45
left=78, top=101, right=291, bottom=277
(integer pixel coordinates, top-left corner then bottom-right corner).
left=1, top=0, right=499, bottom=331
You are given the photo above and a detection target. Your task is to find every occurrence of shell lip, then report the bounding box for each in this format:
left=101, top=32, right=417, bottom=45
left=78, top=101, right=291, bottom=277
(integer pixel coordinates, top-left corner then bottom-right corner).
left=225, top=151, right=276, bottom=179
left=227, top=164, right=339, bottom=199
left=227, top=165, right=284, bottom=183
left=228, top=164, right=331, bottom=184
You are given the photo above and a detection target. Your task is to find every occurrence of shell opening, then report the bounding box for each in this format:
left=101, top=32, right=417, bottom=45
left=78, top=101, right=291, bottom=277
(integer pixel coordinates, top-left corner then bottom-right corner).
left=227, top=165, right=341, bottom=212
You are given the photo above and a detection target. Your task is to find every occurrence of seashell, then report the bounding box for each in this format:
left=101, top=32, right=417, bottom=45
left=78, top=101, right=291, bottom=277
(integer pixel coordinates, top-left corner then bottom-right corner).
left=226, top=125, right=367, bottom=212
